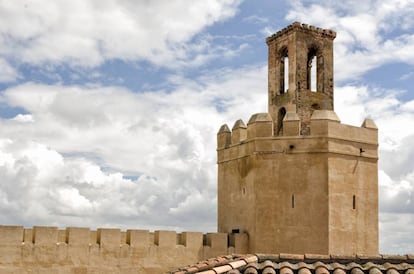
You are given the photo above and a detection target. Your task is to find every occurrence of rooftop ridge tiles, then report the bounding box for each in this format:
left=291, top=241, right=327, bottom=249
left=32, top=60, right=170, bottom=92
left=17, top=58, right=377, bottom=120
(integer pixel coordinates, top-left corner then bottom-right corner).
left=305, top=254, right=331, bottom=260
left=279, top=253, right=305, bottom=261
left=313, top=261, right=331, bottom=270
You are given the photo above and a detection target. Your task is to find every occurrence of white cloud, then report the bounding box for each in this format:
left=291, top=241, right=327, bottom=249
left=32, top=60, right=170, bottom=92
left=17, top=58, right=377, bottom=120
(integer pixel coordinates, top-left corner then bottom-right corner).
left=0, top=64, right=267, bottom=231
left=0, top=0, right=241, bottom=69
left=0, top=58, right=19, bottom=82
left=243, top=15, right=269, bottom=25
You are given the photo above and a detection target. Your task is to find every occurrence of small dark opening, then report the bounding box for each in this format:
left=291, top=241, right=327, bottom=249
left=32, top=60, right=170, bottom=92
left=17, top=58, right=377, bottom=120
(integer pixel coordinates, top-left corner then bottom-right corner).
left=277, top=107, right=286, bottom=135
left=232, top=229, right=240, bottom=234
left=292, top=194, right=295, bottom=208
left=289, top=144, right=295, bottom=150
left=353, top=195, right=356, bottom=210
left=311, top=103, right=320, bottom=110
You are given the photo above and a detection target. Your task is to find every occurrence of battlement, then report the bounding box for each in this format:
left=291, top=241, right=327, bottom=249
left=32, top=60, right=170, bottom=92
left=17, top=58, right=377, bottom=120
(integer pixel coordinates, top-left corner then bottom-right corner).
left=217, top=110, right=378, bottom=159
left=0, top=225, right=248, bottom=273
left=266, top=21, right=336, bottom=44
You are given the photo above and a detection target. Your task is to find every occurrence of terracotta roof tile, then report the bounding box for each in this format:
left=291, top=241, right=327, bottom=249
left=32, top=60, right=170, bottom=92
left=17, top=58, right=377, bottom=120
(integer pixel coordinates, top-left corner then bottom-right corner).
left=333, top=268, right=347, bottom=274
left=280, top=265, right=294, bottom=274
left=197, top=270, right=216, bottom=274
left=168, top=254, right=414, bottom=274
left=214, top=265, right=233, bottom=273
left=298, top=267, right=312, bottom=274
left=244, top=266, right=258, bottom=274
left=262, top=267, right=276, bottom=274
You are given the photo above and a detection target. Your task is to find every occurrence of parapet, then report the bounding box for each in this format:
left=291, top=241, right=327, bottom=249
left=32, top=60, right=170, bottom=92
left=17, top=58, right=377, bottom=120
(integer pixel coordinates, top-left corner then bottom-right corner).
left=266, top=21, right=336, bottom=44
left=0, top=226, right=248, bottom=266
left=217, top=111, right=378, bottom=159
left=310, top=110, right=378, bottom=144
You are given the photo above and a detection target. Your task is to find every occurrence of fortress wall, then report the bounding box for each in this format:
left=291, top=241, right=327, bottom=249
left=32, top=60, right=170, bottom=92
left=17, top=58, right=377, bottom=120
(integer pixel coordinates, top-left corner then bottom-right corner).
left=0, top=225, right=248, bottom=274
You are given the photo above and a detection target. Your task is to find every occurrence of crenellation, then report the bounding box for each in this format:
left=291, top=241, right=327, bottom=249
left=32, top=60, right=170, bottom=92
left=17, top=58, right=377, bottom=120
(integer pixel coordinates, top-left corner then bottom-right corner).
left=217, top=124, right=231, bottom=149
left=0, top=225, right=24, bottom=245
left=154, top=230, right=176, bottom=247
left=229, top=233, right=249, bottom=254
left=231, top=119, right=247, bottom=144
left=181, top=232, right=203, bottom=249
left=126, top=229, right=149, bottom=247
left=97, top=228, right=121, bottom=248
left=282, top=112, right=301, bottom=136
left=266, top=22, right=336, bottom=45
left=247, top=113, right=273, bottom=139
left=0, top=226, right=245, bottom=272
left=217, top=113, right=379, bottom=167
left=67, top=227, right=90, bottom=246
left=33, top=226, right=58, bottom=246
left=361, top=118, right=377, bottom=130
left=205, top=233, right=227, bottom=251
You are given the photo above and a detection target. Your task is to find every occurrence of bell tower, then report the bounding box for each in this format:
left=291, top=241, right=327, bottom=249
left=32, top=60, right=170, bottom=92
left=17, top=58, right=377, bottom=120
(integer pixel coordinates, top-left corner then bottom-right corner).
left=267, top=22, right=335, bottom=135
left=217, top=22, right=379, bottom=255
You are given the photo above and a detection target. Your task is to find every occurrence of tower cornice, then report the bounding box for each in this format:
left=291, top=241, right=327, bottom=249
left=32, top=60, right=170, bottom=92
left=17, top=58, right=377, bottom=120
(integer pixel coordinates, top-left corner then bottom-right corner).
left=266, top=21, right=336, bottom=44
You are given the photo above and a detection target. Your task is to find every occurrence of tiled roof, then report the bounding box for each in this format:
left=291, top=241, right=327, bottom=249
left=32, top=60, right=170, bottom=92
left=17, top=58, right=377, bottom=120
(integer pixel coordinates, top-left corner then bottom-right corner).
left=168, top=254, right=414, bottom=274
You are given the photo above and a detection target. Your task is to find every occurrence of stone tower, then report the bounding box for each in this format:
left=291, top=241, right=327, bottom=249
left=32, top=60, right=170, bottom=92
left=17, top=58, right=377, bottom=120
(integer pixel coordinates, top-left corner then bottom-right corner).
left=217, top=22, right=379, bottom=255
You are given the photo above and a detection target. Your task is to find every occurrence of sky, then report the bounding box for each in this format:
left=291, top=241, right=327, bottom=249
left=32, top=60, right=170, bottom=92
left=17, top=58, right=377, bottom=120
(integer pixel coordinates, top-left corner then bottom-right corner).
left=0, top=0, right=413, bottom=254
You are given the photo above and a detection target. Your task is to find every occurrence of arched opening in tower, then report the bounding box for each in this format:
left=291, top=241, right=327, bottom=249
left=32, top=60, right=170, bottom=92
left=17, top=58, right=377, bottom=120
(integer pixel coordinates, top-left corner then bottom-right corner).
left=307, top=48, right=318, bottom=92
left=279, top=48, right=288, bottom=94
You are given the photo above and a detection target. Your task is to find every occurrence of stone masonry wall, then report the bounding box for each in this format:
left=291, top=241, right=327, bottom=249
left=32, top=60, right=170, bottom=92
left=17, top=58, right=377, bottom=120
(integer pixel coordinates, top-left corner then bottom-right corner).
left=0, top=225, right=248, bottom=274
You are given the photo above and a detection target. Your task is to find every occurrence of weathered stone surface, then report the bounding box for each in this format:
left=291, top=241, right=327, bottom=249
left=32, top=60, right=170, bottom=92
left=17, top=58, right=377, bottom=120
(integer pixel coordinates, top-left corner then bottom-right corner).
left=217, top=22, right=378, bottom=256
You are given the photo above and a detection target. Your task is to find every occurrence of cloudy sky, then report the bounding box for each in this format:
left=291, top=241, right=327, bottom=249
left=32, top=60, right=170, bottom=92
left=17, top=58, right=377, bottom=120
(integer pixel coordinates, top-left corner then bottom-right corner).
left=0, top=0, right=413, bottom=254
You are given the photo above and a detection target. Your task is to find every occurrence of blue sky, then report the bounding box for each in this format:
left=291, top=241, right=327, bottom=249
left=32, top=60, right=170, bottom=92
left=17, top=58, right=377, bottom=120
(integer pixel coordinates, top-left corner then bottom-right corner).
left=0, top=0, right=414, bottom=254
